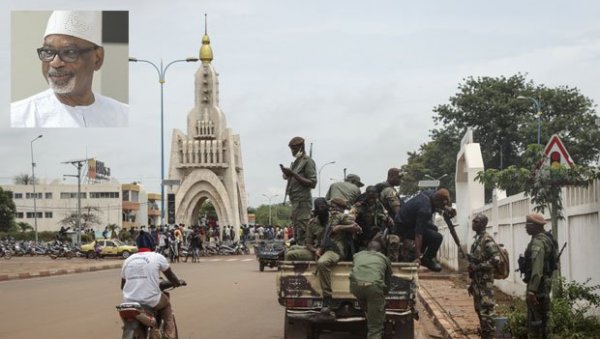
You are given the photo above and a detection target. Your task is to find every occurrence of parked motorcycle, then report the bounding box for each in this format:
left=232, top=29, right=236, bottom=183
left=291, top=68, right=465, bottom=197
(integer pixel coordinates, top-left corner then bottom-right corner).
left=0, top=243, right=12, bottom=260
left=117, top=280, right=186, bottom=339
left=48, top=241, right=74, bottom=259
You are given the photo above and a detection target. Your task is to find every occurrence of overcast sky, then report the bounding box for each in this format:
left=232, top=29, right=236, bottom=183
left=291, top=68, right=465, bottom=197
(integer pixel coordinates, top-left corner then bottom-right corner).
left=1, top=0, right=599, bottom=208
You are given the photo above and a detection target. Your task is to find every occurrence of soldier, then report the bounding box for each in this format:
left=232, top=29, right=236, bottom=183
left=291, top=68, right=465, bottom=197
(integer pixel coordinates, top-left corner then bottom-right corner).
left=280, top=136, right=317, bottom=245
left=523, top=213, right=555, bottom=339
left=316, top=198, right=361, bottom=316
left=350, top=185, right=394, bottom=252
left=394, top=188, right=449, bottom=271
left=468, top=214, right=500, bottom=339
left=349, top=238, right=392, bottom=339
left=325, top=173, right=364, bottom=205
left=376, top=168, right=403, bottom=261
left=284, top=198, right=329, bottom=261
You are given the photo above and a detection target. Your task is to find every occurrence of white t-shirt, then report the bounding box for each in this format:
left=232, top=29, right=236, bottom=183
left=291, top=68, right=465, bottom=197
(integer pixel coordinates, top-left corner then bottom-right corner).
left=121, top=251, right=169, bottom=307
left=11, top=89, right=128, bottom=128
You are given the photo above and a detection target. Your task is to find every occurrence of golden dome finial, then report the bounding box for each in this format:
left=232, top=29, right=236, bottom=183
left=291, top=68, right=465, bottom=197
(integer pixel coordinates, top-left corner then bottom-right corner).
left=199, top=13, right=213, bottom=62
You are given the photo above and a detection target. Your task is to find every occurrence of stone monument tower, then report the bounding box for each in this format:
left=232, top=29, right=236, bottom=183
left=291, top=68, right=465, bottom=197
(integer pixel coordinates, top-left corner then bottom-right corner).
left=168, top=21, right=248, bottom=234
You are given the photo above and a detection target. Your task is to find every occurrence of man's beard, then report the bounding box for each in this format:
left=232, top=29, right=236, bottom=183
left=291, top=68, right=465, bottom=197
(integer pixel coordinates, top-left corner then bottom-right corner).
left=47, top=71, right=76, bottom=94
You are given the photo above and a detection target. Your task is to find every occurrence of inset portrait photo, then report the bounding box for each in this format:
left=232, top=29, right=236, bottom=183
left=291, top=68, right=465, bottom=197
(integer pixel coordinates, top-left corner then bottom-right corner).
left=11, top=11, right=129, bottom=128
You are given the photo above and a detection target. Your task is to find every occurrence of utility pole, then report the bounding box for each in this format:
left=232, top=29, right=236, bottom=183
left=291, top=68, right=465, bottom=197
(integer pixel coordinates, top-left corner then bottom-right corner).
left=63, top=158, right=92, bottom=245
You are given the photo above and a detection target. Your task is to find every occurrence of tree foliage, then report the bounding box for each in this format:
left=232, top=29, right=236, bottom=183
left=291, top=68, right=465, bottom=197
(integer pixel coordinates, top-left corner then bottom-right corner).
left=13, top=173, right=39, bottom=185
left=400, top=74, right=600, bottom=198
left=17, top=222, right=33, bottom=233
left=59, top=206, right=102, bottom=229
left=255, top=203, right=292, bottom=226
left=0, top=187, right=16, bottom=232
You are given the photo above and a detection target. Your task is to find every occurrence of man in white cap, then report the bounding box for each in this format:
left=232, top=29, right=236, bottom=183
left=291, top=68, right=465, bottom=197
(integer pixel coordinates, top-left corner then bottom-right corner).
left=11, top=11, right=128, bottom=128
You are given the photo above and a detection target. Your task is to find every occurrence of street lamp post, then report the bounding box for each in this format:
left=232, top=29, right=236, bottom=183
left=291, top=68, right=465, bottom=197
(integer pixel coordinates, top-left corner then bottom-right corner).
left=517, top=95, right=542, bottom=145
left=129, top=57, right=198, bottom=225
left=30, top=135, right=43, bottom=243
left=318, top=161, right=336, bottom=197
left=262, top=194, right=279, bottom=226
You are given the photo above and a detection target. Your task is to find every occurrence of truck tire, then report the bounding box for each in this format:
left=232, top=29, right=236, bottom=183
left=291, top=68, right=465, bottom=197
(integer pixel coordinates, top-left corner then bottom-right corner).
left=259, top=262, right=265, bottom=272
left=385, top=316, right=414, bottom=339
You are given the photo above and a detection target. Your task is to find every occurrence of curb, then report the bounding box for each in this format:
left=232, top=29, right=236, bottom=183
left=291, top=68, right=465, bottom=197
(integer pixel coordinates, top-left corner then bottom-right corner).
left=418, top=284, right=474, bottom=339
left=0, top=263, right=121, bottom=282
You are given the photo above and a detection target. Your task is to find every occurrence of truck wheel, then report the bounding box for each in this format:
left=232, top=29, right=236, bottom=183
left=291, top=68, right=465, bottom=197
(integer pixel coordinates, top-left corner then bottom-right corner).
left=385, top=316, right=414, bottom=339
left=259, top=262, right=265, bottom=272
left=284, top=312, right=304, bottom=339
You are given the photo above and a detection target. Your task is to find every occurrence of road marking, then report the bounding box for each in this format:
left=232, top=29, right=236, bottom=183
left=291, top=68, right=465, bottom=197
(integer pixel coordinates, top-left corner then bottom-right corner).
left=241, top=258, right=253, bottom=262
left=225, top=258, right=237, bottom=262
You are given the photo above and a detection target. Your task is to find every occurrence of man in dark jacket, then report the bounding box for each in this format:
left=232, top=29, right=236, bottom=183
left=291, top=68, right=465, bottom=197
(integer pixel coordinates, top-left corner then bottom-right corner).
left=394, top=188, right=451, bottom=272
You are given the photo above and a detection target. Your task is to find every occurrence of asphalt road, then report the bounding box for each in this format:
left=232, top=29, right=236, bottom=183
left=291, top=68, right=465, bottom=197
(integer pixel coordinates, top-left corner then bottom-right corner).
left=0, top=255, right=435, bottom=338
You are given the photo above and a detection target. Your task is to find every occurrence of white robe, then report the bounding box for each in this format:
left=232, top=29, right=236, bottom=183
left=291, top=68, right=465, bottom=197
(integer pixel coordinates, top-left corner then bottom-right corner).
left=11, top=89, right=128, bottom=128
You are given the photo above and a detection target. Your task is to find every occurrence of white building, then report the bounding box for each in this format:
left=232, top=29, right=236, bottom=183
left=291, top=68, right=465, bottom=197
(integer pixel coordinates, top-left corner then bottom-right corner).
left=3, top=180, right=160, bottom=232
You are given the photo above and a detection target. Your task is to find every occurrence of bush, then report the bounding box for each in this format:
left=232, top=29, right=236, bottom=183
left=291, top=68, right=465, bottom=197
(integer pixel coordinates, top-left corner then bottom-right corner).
left=503, top=277, right=600, bottom=338
left=0, top=231, right=57, bottom=242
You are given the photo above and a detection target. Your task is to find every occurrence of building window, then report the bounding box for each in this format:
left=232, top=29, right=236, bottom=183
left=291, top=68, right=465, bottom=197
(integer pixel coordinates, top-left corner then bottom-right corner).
left=60, top=192, right=87, bottom=199
left=16, top=212, right=24, bottom=218
left=26, top=192, right=43, bottom=199
left=45, top=212, right=53, bottom=218
left=26, top=212, right=43, bottom=218
left=45, top=192, right=53, bottom=199
left=13, top=193, right=22, bottom=199
left=90, top=192, right=120, bottom=199
left=123, top=191, right=129, bottom=202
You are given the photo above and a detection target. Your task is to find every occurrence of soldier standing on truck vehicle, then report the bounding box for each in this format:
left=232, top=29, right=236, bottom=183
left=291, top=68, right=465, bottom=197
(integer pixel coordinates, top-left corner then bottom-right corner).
left=376, top=168, right=403, bottom=261
left=350, top=238, right=392, bottom=339
left=468, top=213, right=500, bottom=339
left=284, top=198, right=329, bottom=261
left=280, top=136, right=317, bottom=246
left=350, top=185, right=394, bottom=252
left=394, top=188, right=451, bottom=272
left=325, top=173, right=364, bottom=205
left=521, top=213, right=556, bottom=339
left=316, top=198, right=362, bottom=316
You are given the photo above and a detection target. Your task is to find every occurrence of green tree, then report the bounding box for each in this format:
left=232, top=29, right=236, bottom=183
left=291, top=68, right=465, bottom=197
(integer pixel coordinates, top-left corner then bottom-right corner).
left=13, top=173, right=39, bottom=185
left=400, top=74, right=600, bottom=198
left=17, top=222, right=33, bottom=233
left=255, top=203, right=292, bottom=226
left=0, top=187, right=16, bottom=232
left=60, top=206, right=102, bottom=229
left=198, top=200, right=218, bottom=223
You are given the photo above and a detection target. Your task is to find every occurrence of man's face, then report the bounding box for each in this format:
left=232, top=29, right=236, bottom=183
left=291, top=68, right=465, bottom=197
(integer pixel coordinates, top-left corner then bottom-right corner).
left=41, top=34, right=103, bottom=98
left=472, top=217, right=485, bottom=232
left=525, top=222, right=537, bottom=235
left=315, top=201, right=329, bottom=215
left=289, top=144, right=303, bottom=156
left=388, top=173, right=401, bottom=186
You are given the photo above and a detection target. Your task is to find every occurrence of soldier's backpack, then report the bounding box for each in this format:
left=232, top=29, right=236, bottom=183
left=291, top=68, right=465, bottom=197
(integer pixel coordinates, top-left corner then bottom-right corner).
left=481, top=234, right=510, bottom=280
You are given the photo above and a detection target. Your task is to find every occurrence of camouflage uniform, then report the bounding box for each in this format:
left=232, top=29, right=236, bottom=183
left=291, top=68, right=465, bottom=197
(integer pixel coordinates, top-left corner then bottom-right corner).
left=525, top=233, right=554, bottom=339
left=287, top=154, right=317, bottom=245
left=316, top=210, right=355, bottom=300
left=350, top=250, right=392, bottom=339
left=350, top=200, right=391, bottom=251
left=326, top=181, right=361, bottom=205
left=378, top=184, right=401, bottom=261
left=469, top=232, right=500, bottom=339
left=285, top=216, right=326, bottom=261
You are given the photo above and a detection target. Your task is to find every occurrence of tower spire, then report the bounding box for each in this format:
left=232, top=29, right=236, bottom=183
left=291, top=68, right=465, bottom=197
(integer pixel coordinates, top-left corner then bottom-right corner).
left=199, top=14, right=213, bottom=62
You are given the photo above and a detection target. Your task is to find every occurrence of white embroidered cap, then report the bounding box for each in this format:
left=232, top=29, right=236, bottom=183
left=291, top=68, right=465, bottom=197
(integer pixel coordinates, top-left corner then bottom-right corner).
left=44, top=11, right=102, bottom=46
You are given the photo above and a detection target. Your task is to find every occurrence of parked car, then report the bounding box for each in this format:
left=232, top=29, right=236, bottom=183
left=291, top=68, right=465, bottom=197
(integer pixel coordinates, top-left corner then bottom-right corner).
left=80, top=239, right=137, bottom=259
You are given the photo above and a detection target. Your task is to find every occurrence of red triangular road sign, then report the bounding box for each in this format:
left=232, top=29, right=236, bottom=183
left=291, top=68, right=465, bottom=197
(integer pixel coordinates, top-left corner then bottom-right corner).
left=543, top=134, right=574, bottom=167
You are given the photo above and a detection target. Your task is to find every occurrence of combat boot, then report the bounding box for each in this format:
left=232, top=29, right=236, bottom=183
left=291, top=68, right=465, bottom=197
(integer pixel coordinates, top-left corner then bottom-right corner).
left=421, top=257, right=442, bottom=272
left=320, top=297, right=335, bottom=318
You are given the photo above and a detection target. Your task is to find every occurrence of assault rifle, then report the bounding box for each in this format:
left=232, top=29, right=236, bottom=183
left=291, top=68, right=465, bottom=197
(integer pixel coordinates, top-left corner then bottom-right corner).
left=442, top=208, right=466, bottom=258
left=280, top=158, right=308, bottom=205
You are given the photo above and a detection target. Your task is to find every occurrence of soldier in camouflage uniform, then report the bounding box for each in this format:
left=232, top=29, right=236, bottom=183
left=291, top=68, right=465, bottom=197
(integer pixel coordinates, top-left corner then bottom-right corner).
left=285, top=198, right=329, bottom=261
left=316, top=198, right=361, bottom=316
left=280, top=136, right=317, bottom=246
left=350, top=238, right=392, bottom=339
left=376, top=168, right=403, bottom=261
left=350, top=185, right=394, bottom=252
left=468, top=213, right=500, bottom=339
left=326, top=173, right=364, bottom=205
left=524, top=213, right=555, bottom=339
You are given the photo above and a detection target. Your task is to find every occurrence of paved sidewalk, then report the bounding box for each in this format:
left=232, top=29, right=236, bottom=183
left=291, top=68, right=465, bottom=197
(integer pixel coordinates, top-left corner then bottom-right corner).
left=0, top=257, right=122, bottom=281
left=418, top=272, right=480, bottom=338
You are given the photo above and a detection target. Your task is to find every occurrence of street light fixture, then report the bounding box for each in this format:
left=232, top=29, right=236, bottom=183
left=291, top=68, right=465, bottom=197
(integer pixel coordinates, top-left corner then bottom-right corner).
left=318, top=161, right=336, bottom=197
left=30, top=134, right=43, bottom=243
left=517, top=95, right=542, bottom=145
left=262, top=194, right=279, bottom=226
left=129, top=57, right=198, bottom=225
left=424, top=174, right=448, bottom=181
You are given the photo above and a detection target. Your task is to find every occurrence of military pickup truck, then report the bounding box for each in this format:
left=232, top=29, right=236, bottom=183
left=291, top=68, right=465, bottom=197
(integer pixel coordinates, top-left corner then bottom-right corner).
left=277, top=260, right=419, bottom=339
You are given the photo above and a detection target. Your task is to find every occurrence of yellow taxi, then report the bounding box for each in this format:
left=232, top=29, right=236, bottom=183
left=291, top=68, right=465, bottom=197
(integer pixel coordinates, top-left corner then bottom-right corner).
left=80, top=238, right=138, bottom=259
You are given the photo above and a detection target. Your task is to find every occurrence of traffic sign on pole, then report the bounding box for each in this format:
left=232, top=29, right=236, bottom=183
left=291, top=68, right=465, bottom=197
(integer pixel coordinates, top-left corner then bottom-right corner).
left=543, top=134, right=574, bottom=168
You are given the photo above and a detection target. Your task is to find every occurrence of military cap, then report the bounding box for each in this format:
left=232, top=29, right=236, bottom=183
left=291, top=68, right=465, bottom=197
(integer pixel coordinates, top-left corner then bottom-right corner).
left=345, top=174, right=364, bottom=187
left=330, top=197, right=348, bottom=209
left=387, top=168, right=402, bottom=177
left=288, top=136, right=305, bottom=146
left=435, top=188, right=450, bottom=201
left=526, top=213, right=547, bottom=226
